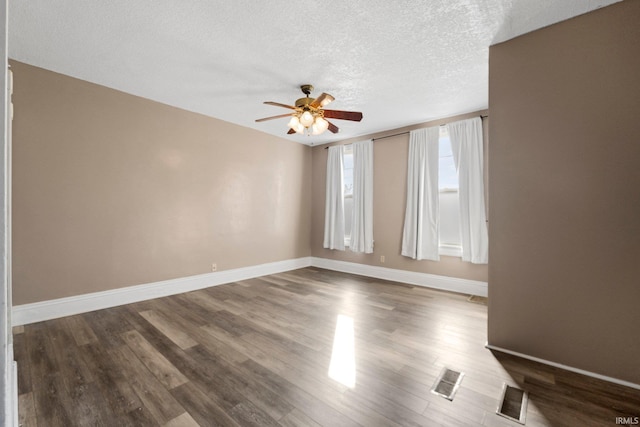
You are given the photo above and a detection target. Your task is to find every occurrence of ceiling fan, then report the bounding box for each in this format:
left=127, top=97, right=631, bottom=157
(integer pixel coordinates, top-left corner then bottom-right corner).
left=255, top=85, right=363, bottom=136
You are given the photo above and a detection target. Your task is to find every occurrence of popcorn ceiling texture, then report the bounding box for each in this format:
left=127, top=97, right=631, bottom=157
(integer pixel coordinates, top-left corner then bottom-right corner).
left=8, top=0, right=620, bottom=145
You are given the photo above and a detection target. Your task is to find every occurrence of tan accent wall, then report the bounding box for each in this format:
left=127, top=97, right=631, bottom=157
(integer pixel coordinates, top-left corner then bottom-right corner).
left=311, top=111, right=489, bottom=282
left=11, top=61, right=311, bottom=305
left=488, top=1, right=640, bottom=384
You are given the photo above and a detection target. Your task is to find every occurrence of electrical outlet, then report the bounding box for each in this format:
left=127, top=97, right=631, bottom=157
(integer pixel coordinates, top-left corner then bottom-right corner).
left=380, top=255, right=385, bottom=263
left=211, top=263, right=217, bottom=272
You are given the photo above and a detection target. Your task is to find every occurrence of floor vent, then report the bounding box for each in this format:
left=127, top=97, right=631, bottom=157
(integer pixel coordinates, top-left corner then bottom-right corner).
left=431, top=368, right=464, bottom=401
left=496, top=383, right=528, bottom=424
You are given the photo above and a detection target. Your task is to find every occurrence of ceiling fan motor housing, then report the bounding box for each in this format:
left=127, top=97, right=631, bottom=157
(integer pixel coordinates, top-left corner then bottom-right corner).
left=296, top=84, right=315, bottom=109
left=295, top=97, right=315, bottom=109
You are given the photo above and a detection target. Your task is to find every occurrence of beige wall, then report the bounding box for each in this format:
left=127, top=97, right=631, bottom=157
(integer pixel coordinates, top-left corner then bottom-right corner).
left=311, top=111, right=489, bottom=282
left=11, top=61, right=311, bottom=305
left=488, top=1, right=640, bottom=384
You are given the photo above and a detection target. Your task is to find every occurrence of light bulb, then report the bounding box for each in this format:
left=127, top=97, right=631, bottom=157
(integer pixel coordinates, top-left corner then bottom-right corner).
left=313, top=116, right=329, bottom=134
left=294, top=122, right=305, bottom=134
left=287, top=116, right=300, bottom=129
left=300, top=111, right=314, bottom=127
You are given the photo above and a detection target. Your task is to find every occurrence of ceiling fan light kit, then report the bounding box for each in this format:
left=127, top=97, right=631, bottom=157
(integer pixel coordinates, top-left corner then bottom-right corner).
left=256, top=84, right=363, bottom=136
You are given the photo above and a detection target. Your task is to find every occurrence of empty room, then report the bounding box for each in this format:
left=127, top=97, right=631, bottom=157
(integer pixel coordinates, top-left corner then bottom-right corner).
left=0, top=0, right=639, bottom=426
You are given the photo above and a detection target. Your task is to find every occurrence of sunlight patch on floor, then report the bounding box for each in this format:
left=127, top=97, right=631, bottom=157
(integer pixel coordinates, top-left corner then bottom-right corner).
left=328, top=314, right=356, bottom=388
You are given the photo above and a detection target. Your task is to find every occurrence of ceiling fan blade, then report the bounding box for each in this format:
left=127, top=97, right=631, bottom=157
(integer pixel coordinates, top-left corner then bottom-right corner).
left=327, top=120, right=339, bottom=134
left=310, top=93, right=335, bottom=108
left=323, top=109, right=363, bottom=122
left=287, top=128, right=296, bottom=135
left=264, top=101, right=297, bottom=110
left=255, top=113, right=292, bottom=123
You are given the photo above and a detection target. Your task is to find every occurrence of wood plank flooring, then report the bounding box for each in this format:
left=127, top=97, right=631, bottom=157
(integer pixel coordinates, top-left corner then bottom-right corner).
left=14, top=267, right=640, bottom=426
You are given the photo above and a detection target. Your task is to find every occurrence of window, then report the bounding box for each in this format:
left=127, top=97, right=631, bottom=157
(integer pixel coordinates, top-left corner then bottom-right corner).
left=343, top=145, right=354, bottom=246
left=438, top=127, right=462, bottom=257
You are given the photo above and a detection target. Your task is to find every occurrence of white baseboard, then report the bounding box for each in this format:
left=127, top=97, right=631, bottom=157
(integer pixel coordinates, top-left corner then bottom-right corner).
left=310, top=257, right=488, bottom=297
left=12, top=257, right=312, bottom=326
left=486, top=343, right=640, bottom=391
left=13, top=255, right=638, bottom=393
left=12, top=256, right=487, bottom=326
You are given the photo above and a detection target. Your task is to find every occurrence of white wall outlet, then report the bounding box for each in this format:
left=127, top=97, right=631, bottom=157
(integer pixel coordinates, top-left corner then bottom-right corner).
left=380, top=255, right=385, bottom=263
left=211, top=263, right=217, bottom=272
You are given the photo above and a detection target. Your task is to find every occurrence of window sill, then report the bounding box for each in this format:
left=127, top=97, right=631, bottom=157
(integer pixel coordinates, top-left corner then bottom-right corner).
left=439, top=244, right=462, bottom=257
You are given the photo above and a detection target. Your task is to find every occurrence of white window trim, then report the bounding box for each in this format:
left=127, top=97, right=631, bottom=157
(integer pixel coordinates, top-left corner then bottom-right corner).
left=438, top=176, right=462, bottom=257
left=344, top=194, right=353, bottom=247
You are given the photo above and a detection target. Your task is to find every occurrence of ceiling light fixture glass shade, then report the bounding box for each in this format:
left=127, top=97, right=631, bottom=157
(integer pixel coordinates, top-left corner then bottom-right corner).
left=287, top=116, right=305, bottom=134
left=288, top=110, right=329, bottom=135
left=299, top=110, right=314, bottom=127
left=312, top=116, right=329, bottom=135
left=287, top=116, right=300, bottom=129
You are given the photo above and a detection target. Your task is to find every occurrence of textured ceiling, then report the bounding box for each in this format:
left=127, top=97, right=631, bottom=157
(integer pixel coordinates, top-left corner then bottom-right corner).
left=9, top=0, right=621, bottom=145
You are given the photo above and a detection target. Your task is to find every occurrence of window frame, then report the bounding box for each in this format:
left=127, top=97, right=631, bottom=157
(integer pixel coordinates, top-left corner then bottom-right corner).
left=438, top=127, right=463, bottom=258
left=342, top=145, right=354, bottom=247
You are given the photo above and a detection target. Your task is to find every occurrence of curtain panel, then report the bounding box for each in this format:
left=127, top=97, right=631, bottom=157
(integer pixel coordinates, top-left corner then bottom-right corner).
left=401, top=127, right=440, bottom=261
left=350, top=140, right=374, bottom=253
left=448, top=117, right=489, bottom=264
left=323, top=145, right=346, bottom=250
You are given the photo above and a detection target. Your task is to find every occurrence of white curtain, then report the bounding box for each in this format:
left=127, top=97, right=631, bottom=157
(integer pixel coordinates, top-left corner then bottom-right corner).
left=448, top=117, right=489, bottom=264
left=323, top=145, right=345, bottom=250
left=401, top=127, right=440, bottom=261
left=350, top=140, right=374, bottom=253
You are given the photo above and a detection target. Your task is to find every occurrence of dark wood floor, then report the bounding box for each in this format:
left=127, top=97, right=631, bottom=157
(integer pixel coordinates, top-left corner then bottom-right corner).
left=14, top=267, right=640, bottom=426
